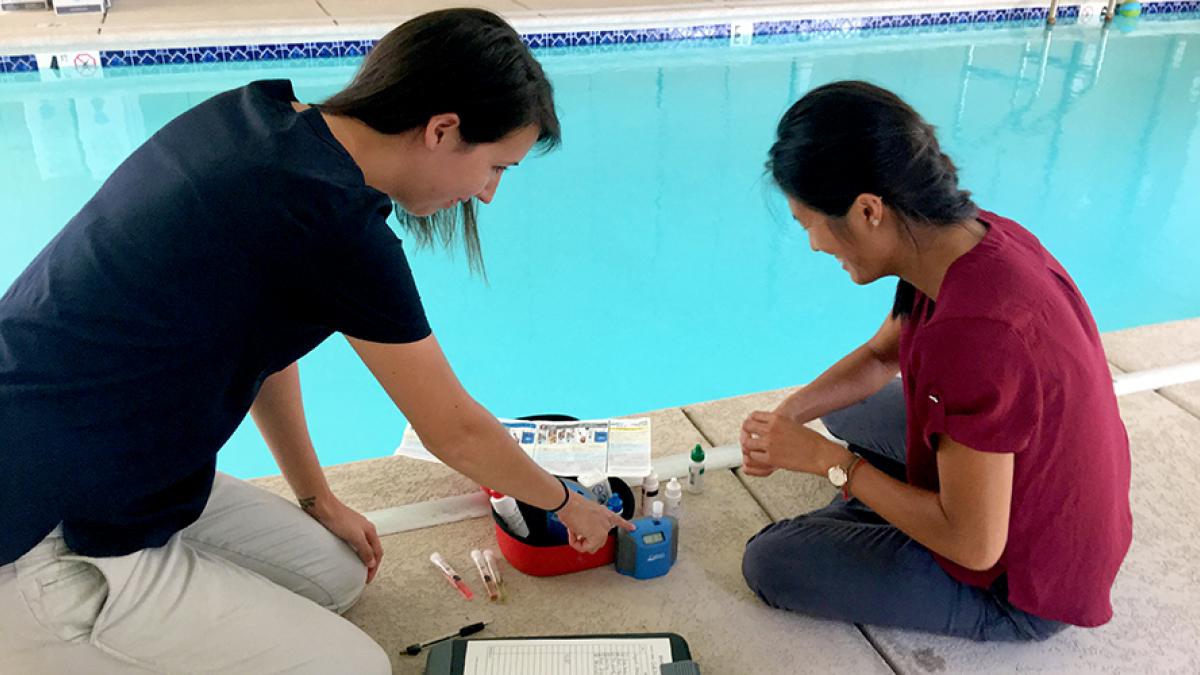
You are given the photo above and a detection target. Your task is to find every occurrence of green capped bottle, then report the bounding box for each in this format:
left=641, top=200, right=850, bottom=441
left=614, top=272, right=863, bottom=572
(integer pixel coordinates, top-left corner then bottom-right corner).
left=687, top=443, right=706, bottom=494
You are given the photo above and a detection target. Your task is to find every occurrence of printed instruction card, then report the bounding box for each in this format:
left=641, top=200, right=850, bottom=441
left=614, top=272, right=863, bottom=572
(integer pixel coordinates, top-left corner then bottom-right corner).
left=395, top=417, right=652, bottom=477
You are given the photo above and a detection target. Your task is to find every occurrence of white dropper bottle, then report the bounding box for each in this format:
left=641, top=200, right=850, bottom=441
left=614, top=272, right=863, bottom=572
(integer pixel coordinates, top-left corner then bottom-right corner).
left=641, top=472, right=660, bottom=517
left=664, top=477, right=682, bottom=518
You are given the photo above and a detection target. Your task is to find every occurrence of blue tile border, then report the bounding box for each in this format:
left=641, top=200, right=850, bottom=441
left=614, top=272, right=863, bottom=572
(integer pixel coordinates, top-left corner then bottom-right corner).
left=0, top=53, right=37, bottom=73
left=1, top=2, right=1198, bottom=73
left=89, top=40, right=381, bottom=68
left=1143, top=1, right=1200, bottom=13
left=522, top=23, right=731, bottom=49
left=752, top=6, right=1082, bottom=36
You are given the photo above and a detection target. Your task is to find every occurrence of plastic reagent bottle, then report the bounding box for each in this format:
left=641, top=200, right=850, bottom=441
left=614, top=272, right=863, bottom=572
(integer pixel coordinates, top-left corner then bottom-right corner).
left=664, top=477, right=683, bottom=518
left=651, top=499, right=665, bottom=521
left=577, top=470, right=612, bottom=504
left=687, top=444, right=706, bottom=494
left=641, top=472, right=660, bottom=516
left=490, top=493, right=530, bottom=538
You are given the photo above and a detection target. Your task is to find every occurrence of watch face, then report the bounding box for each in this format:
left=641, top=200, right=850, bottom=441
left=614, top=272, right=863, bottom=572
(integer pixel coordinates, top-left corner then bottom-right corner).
left=827, top=465, right=848, bottom=487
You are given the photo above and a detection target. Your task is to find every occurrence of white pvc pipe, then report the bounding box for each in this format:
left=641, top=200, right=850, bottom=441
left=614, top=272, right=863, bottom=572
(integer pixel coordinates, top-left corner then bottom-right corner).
left=1112, top=361, right=1200, bottom=396
left=369, top=491, right=491, bottom=537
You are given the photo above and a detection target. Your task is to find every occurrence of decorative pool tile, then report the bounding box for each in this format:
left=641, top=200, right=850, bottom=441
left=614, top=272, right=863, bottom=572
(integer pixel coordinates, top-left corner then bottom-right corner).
left=1145, top=1, right=1200, bottom=13
left=0, top=54, right=37, bottom=73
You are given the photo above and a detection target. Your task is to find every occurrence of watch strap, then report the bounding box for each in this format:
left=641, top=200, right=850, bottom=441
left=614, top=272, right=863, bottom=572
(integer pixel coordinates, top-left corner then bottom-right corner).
left=842, top=456, right=865, bottom=500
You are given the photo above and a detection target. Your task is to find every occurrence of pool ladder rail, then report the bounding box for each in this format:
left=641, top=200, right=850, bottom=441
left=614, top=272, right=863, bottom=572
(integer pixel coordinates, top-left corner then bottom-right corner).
left=1047, top=1, right=1123, bottom=25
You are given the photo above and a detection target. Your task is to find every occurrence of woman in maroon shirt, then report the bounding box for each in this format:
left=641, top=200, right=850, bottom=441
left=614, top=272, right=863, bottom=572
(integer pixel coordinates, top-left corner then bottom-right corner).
left=740, top=80, right=1132, bottom=640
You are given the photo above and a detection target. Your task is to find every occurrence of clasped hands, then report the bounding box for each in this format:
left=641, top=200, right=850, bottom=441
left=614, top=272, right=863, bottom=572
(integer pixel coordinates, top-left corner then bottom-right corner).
left=740, top=410, right=850, bottom=477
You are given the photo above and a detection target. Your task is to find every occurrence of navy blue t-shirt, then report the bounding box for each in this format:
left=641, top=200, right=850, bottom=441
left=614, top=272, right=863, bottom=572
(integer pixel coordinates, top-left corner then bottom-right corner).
left=0, top=80, right=431, bottom=565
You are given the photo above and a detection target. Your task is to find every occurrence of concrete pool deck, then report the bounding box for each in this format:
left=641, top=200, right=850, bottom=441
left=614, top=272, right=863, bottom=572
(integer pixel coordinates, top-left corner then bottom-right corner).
left=247, top=318, right=1200, bottom=674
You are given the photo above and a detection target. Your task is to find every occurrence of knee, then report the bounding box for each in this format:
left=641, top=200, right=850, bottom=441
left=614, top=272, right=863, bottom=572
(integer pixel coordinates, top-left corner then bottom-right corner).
left=743, top=525, right=801, bottom=608
left=742, top=522, right=832, bottom=612
left=320, top=554, right=368, bottom=615
left=303, top=625, right=390, bottom=675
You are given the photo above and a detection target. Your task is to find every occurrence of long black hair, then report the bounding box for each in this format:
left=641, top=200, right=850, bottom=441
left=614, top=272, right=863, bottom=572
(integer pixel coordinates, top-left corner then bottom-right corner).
left=767, top=80, right=977, bottom=317
left=321, top=8, right=561, bottom=274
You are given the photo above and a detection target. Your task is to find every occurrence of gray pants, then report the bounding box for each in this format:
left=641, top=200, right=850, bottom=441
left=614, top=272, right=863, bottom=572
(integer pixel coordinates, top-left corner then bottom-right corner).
left=0, top=473, right=390, bottom=673
left=742, top=379, right=1067, bottom=641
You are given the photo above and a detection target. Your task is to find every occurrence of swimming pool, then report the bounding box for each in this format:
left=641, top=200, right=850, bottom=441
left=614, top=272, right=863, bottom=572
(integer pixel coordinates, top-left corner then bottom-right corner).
left=3, top=19, right=1199, bottom=478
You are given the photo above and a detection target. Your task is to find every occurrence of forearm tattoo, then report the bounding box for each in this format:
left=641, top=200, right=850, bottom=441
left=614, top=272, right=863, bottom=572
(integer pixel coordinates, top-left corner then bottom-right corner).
left=298, top=496, right=317, bottom=511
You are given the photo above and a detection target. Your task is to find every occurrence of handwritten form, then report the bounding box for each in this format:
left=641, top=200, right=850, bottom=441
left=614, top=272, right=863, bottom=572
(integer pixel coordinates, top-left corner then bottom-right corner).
left=463, top=638, right=673, bottom=675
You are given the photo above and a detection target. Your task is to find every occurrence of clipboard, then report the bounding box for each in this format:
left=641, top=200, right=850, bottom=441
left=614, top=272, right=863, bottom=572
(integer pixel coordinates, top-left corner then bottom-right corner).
left=424, top=632, right=692, bottom=675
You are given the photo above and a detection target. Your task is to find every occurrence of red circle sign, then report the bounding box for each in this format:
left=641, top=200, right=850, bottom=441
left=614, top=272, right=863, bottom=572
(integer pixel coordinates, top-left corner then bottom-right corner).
left=73, top=52, right=98, bottom=74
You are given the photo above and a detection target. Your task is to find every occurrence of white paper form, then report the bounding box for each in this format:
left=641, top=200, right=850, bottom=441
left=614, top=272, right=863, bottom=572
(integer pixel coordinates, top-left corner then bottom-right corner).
left=532, top=420, right=608, bottom=476
left=395, top=418, right=652, bottom=478
left=501, top=420, right=539, bottom=456
left=605, top=418, right=653, bottom=476
left=462, top=637, right=673, bottom=675
left=396, top=422, right=540, bottom=463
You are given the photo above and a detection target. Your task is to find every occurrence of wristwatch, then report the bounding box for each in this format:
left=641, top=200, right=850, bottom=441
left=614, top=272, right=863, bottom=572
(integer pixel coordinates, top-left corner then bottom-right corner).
left=827, top=459, right=852, bottom=489
left=826, top=454, right=861, bottom=489
left=828, top=454, right=866, bottom=499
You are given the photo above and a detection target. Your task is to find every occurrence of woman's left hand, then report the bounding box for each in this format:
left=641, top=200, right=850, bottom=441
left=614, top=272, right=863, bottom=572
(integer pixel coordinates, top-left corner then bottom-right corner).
left=741, top=410, right=847, bottom=476
left=307, top=495, right=384, bottom=583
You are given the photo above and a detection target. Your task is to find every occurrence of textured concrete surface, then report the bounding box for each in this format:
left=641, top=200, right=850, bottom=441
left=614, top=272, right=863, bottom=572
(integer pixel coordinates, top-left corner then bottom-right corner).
left=101, top=0, right=330, bottom=28
left=515, top=0, right=720, bottom=11
left=0, top=4, right=102, bottom=46
left=1103, top=318, right=1200, bottom=419
left=642, top=406, right=710, bottom=461
left=320, top=0, right=535, bottom=26
left=249, top=454, right=478, bottom=514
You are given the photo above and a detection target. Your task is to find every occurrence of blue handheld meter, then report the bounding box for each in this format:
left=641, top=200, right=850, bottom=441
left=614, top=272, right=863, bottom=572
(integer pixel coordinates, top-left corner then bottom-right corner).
left=615, top=515, right=678, bottom=579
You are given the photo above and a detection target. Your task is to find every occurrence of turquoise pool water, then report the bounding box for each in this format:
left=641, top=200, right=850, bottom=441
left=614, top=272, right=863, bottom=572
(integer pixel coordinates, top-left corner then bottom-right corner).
left=3, top=20, right=1199, bottom=478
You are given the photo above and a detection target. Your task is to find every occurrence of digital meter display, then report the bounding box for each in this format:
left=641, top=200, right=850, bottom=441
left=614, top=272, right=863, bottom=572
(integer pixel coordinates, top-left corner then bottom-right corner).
left=642, top=532, right=665, bottom=545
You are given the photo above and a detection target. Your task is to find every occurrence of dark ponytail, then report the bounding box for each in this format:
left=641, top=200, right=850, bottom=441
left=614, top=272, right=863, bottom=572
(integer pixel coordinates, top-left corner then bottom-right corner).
left=766, top=81, right=977, bottom=317
left=321, top=8, right=561, bottom=274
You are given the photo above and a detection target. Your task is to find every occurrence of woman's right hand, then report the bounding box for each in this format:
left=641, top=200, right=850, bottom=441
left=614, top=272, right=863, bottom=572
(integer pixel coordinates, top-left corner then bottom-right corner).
left=556, top=491, right=634, bottom=553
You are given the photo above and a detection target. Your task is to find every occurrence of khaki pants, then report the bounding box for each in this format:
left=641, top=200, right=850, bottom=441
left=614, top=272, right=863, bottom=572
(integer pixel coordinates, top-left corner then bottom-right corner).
left=0, top=473, right=390, bottom=674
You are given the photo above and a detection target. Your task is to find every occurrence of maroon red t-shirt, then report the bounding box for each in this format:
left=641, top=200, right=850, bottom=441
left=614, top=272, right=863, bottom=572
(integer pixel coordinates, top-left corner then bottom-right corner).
left=898, top=210, right=1132, bottom=627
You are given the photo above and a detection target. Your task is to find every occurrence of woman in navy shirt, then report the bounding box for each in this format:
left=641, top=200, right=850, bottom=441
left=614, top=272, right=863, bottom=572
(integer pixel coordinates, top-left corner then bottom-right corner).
left=0, top=9, right=628, bottom=673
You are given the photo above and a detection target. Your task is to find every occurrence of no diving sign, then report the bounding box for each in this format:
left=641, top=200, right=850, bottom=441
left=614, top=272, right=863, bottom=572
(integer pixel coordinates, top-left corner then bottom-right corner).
left=35, top=50, right=104, bottom=78
left=73, top=52, right=98, bottom=71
